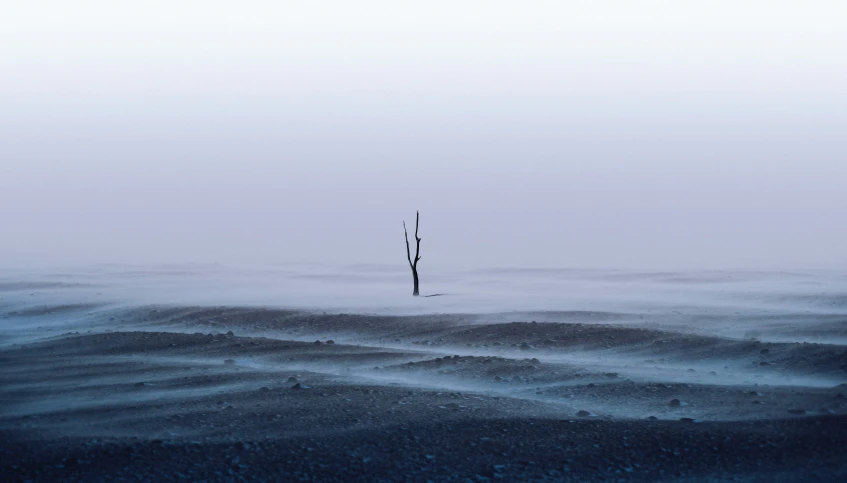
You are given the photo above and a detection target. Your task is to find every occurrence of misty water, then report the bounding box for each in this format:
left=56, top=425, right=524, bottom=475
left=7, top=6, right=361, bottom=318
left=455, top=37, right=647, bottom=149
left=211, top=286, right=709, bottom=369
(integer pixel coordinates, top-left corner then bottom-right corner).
left=3, top=263, right=847, bottom=332
left=3, top=264, right=846, bottom=403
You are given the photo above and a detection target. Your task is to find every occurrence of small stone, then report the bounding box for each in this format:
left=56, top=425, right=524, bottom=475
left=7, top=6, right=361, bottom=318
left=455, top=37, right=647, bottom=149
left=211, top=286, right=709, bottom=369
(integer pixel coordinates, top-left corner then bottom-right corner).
left=326, top=340, right=335, bottom=345
left=226, top=331, right=234, bottom=337
left=287, top=376, right=298, bottom=383
left=646, top=416, right=658, bottom=421
left=760, top=348, right=770, bottom=354
left=291, top=383, right=310, bottom=390
left=751, top=400, right=763, bottom=405
left=134, top=382, right=146, bottom=388
left=668, top=399, right=688, bottom=408
left=787, top=409, right=807, bottom=415
left=576, top=410, right=594, bottom=417
left=679, top=417, right=701, bottom=423
left=314, top=340, right=323, bottom=345
left=259, top=386, right=270, bottom=392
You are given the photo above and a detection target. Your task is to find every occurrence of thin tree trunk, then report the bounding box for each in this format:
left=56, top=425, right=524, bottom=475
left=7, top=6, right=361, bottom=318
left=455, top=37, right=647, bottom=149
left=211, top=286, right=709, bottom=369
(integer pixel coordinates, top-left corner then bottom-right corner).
left=404, top=211, right=422, bottom=296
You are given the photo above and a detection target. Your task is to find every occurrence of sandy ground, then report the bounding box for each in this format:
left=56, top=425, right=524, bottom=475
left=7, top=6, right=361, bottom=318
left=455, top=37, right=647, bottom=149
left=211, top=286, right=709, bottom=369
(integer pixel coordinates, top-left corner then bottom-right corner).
left=2, top=301, right=847, bottom=482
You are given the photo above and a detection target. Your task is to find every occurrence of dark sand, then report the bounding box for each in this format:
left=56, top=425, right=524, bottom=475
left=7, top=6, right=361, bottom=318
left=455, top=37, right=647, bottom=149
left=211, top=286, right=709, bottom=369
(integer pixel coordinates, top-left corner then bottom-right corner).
left=2, top=306, right=847, bottom=481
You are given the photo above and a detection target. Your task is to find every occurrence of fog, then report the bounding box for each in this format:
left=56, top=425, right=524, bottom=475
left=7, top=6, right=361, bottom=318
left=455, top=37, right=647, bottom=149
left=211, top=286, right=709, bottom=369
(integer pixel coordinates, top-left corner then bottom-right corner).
left=4, top=264, right=847, bottom=330
left=4, top=265, right=847, bottom=427
left=2, top=1, right=846, bottom=270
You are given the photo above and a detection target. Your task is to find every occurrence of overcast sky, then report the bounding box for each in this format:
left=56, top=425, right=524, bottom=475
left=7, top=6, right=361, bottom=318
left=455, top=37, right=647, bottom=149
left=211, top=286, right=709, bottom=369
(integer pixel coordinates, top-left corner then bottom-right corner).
left=1, top=1, right=845, bottom=270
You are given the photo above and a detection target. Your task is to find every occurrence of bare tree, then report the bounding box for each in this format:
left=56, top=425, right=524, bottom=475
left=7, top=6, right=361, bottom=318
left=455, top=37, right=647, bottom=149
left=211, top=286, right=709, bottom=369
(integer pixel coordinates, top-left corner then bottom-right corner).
left=403, top=211, right=422, bottom=296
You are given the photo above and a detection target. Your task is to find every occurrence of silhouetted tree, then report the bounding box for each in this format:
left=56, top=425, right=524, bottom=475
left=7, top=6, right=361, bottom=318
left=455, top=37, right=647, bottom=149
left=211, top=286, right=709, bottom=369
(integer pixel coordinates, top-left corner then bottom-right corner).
left=403, top=211, right=422, bottom=296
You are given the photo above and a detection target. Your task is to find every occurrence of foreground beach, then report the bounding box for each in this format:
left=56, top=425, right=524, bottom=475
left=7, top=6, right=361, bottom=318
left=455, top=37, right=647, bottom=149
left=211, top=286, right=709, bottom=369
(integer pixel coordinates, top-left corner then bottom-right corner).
left=2, top=305, right=846, bottom=481
left=2, top=268, right=847, bottom=481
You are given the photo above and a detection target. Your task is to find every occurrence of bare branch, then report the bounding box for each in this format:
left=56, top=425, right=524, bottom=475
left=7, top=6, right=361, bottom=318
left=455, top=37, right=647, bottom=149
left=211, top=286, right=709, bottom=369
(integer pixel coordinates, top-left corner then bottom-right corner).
left=413, top=211, right=422, bottom=268
left=403, top=221, right=414, bottom=268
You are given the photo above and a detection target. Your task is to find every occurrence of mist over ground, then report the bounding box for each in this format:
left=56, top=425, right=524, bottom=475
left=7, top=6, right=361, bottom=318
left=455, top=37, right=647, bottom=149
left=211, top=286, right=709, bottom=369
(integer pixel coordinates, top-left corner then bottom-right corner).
left=3, top=265, right=847, bottom=481
left=4, top=264, right=847, bottom=396
left=4, top=263, right=847, bottom=318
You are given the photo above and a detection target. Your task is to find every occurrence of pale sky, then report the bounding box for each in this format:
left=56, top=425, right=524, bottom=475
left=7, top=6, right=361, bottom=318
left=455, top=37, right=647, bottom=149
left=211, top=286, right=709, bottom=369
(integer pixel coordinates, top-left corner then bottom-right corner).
left=1, top=1, right=846, bottom=269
